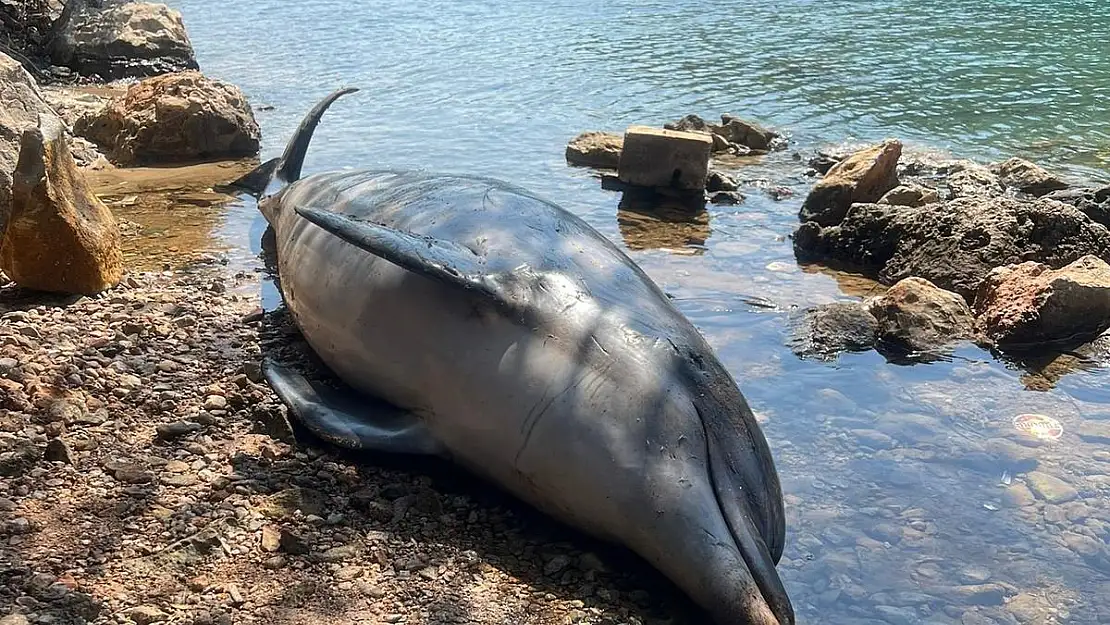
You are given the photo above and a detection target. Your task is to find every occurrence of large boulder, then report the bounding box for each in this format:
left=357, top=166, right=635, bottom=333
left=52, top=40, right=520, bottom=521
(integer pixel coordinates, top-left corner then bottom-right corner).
left=1, top=115, right=122, bottom=295
left=50, top=1, right=199, bottom=80
left=565, top=131, right=623, bottom=169
left=974, top=255, right=1110, bottom=348
left=1, top=53, right=62, bottom=230
left=991, top=157, right=1068, bottom=197
left=799, top=140, right=902, bottom=226
left=866, top=277, right=975, bottom=351
left=74, top=71, right=261, bottom=165
left=793, top=196, right=1110, bottom=302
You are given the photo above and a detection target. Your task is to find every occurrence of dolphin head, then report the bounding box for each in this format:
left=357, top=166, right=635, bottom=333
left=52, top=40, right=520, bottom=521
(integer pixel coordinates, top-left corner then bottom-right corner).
left=621, top=339, right=794, bottom=625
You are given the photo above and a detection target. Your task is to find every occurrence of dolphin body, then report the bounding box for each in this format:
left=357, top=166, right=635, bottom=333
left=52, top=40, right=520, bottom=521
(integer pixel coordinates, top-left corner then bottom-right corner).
left=234, top=88, right=794, bottom=625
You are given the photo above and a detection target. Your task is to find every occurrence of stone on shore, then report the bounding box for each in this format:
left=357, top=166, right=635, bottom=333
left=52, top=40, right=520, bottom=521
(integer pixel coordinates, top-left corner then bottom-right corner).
left=878, top=183, right=939, bottom=207
left=75, top=71, right=260, bottom=166
left=565, top=131, right=623, bottom=169
left=866, top=277, right=974, bottom=351
left=2, top=52, right=62, bottom=216
left=991, top=157, right=1068, bottom=197
left=973, top=255, right=1110, bottom=348
left=798, top=140, right=902, bottom=226
left=1, top=115, right=122, bottom=294
left=51, top=1, right=199, bottom=80
left=793, top=196, right=1110, bottom=301
left=617, top=125, right=711, bottom=191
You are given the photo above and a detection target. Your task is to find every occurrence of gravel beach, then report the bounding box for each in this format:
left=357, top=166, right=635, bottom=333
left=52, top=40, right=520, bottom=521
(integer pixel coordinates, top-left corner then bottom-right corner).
left=0, top=262, right=698, bottom=625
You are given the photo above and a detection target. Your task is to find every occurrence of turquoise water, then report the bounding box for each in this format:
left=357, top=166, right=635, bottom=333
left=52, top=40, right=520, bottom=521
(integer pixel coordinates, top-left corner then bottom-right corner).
left=171, top=1, right=1110, bottom=623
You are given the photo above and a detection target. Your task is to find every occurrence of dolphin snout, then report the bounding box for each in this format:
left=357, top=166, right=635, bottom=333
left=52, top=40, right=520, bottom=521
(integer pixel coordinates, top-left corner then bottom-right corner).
left=631, top=470, right=793, bottom=625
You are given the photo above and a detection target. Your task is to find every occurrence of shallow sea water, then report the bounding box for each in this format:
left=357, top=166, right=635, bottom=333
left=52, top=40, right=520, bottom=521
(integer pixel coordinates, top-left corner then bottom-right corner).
left=165, top=1, right=1110, bottom=622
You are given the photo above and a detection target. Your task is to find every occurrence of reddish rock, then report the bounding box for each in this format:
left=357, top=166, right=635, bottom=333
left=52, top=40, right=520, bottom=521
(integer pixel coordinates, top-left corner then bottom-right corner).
left=974, top=255, right=1110, bottom=348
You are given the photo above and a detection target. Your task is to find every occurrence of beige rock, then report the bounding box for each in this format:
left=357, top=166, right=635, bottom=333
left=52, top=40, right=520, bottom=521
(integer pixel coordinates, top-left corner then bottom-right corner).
left=75, top=70, right=260, bottom=166
left=945, top=160, right=1003, bottom=198
left=974, top=255, right=1110, bottom=348
left=51, top=1, right=198, bottom=80
left=1, top=53, right=63, bottom=218
left=991, top=157, right=1067, bottom=197
left=866, top=277, right=974, bottom=351
left=565, top=131, right=623, bottom=169
left=878, top=183, right=939, bottom=207
left=617, top=125, right=712, bottom=191
left=799, top=139, right=902, bottom=226
left=1, top=114, right=122, bottom=295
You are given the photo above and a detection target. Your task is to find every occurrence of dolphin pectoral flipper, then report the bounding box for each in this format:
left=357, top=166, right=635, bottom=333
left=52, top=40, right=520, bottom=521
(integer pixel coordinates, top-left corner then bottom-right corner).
left=262, top=359, right=443, bottom=455
left=295, top=205, right=515, bottom=307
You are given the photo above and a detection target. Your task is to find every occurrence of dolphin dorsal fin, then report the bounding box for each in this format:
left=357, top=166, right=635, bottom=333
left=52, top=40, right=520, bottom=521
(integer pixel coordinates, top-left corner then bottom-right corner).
left=294, top=206, right=520, bottom=309
left=226, top=87, right=359, bottom=198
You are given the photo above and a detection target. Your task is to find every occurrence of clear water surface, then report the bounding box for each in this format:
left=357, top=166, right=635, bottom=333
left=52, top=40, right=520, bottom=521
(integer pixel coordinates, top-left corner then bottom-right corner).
left=167, top=1, right=1110, bottom=623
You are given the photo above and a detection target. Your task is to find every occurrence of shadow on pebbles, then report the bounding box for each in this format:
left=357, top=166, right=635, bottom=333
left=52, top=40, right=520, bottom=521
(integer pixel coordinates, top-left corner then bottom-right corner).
left=0, top=263, right=699, bottom=625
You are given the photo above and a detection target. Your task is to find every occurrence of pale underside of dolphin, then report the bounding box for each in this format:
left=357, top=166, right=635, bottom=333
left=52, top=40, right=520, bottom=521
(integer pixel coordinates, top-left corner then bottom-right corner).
left=231, top=88, right=795, bottom=625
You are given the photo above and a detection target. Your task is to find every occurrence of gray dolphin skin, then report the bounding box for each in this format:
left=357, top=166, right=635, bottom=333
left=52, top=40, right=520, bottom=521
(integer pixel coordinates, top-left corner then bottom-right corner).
left=233, top=88, right=795, bottom=625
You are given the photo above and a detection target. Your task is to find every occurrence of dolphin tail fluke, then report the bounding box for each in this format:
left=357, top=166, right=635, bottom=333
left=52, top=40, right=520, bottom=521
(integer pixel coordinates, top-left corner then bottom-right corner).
left=226, top=87, right=360, bottom=198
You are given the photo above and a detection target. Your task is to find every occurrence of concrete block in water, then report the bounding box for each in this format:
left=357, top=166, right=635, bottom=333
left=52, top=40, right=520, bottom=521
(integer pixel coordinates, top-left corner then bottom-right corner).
left=617, top=126, right=712, bottom=191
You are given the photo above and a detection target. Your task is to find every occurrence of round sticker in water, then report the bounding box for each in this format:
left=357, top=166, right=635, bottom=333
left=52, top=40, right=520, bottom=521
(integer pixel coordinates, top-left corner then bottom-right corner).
left=1012, top=414, right=1064, bottom=441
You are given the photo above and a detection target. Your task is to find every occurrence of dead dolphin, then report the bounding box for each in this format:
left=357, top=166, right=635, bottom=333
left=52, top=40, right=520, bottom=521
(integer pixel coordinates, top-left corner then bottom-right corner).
left=233, top=88, right=794, bottom=625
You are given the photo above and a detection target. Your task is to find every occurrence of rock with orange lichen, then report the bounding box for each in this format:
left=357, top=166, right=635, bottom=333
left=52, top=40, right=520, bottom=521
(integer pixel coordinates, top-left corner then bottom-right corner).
left=974, top=255, right=1110, bottom=348
left=1, top=114, right=122, bottom=295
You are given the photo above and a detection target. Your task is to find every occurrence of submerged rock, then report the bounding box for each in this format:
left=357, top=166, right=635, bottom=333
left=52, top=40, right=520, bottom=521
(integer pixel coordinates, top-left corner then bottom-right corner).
left=51, top=1, right=199, bottom=80
left=617, top=125, right=711, bottom=191
left=794, top=196, right=1110, bottom=301
left=565, top=131, right=623, bottom=169
left=973, top=255, right=1110, bottom=348
left=789, top=301, right=879, bottom=359
left=706, top=170, right=738, bottom=192
left=877, top=183, right=939, bottom=207
left=798, top=140, right=902, bottom=226
left=991, top=157, right=1068, bottom=197
left=1, top=115, right=122, bottom=295
left=866, top=277, right=975, bottom=351
left=75, top=70, right=260, bottom=165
